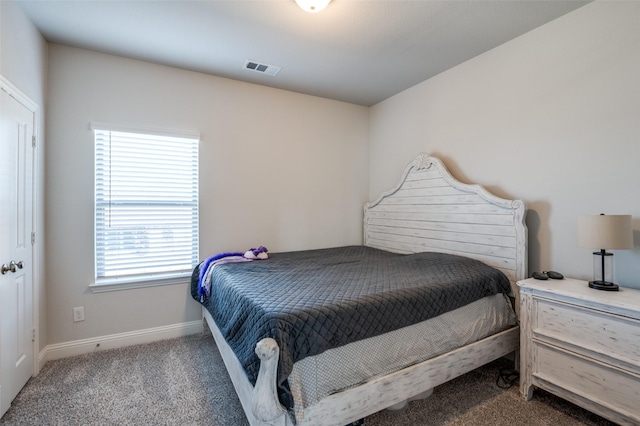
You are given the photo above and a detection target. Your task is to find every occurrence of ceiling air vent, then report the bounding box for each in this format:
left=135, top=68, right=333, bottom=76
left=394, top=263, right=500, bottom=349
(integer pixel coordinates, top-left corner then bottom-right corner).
left=243, top=60, right=281, bottom=76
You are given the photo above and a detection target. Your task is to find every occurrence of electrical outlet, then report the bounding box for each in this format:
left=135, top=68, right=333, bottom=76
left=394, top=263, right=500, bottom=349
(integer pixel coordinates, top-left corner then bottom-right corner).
left=73, top=306, right=85, bottom=322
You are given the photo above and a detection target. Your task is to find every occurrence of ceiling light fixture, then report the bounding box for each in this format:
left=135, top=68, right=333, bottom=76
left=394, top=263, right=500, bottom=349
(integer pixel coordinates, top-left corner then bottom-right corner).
left=295, top=0, right=331, bottom=13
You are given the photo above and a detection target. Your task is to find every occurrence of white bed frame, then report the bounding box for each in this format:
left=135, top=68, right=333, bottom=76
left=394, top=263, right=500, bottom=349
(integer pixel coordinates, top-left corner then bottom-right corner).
left=201, top=153, right=527, bottom=426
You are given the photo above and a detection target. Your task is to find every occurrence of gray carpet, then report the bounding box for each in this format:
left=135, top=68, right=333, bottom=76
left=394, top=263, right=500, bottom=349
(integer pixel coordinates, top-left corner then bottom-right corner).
left=0, top=334, right=616, bottom=425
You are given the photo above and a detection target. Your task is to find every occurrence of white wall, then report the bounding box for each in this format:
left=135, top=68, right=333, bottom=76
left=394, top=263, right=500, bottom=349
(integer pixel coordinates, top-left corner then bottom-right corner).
left=46, top=45, right=369, bottom=345
left=369, top=1, right=640, bottom=288
left=0, top=1, right=48, bottom=351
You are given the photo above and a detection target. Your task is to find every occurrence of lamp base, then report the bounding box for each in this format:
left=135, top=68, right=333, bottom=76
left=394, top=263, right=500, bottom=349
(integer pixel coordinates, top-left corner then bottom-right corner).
left=588, top=280, right=619, bottom=291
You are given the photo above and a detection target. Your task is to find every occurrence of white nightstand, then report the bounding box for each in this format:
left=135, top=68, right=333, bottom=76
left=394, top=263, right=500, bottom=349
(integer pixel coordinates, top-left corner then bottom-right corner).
left=518, top=278, right=640, bottom=425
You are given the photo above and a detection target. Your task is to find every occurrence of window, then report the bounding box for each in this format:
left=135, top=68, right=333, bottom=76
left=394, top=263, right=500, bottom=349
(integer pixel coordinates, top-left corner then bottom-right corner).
left=92, top=125, right=198, bottom=290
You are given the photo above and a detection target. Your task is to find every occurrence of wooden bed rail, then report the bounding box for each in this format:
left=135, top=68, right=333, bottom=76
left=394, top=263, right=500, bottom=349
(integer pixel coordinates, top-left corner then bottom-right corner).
left=246, top=326, right=520, bottom=426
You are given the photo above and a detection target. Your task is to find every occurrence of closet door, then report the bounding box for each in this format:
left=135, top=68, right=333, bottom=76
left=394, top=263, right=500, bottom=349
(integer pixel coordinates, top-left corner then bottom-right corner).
left=0, top=86, right=35, bottom=417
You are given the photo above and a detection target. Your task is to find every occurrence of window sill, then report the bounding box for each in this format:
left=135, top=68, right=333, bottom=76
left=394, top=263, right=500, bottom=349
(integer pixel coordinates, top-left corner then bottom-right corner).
left=89, top=272, right=191, bottom=293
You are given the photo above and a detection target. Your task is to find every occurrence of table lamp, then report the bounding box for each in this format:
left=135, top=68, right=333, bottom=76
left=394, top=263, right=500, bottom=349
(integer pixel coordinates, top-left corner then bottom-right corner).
left=577, top=214, right=633, bottom=291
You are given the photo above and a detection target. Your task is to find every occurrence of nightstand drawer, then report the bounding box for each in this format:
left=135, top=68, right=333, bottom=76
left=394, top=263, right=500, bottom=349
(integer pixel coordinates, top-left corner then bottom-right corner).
left=534, top=299, right=640, bottom=372
left=533, top=343, right=640, bottom=422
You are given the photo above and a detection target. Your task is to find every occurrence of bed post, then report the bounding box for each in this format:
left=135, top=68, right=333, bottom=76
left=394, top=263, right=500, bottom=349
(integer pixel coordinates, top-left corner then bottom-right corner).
left=252, top=338, right=288, bottom=425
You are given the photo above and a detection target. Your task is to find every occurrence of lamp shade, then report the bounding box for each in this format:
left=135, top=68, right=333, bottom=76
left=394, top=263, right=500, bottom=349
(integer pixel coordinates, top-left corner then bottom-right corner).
left=577, top=215, right=634, bottom=250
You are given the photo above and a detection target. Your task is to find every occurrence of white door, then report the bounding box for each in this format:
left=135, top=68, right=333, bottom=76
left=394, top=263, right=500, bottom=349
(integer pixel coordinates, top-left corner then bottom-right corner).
left=0, top=86, right=35, bottom=417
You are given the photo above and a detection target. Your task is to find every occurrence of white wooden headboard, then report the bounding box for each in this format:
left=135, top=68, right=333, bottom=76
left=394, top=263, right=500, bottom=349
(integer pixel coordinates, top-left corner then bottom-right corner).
left=364, top=153, right=527, bottom=289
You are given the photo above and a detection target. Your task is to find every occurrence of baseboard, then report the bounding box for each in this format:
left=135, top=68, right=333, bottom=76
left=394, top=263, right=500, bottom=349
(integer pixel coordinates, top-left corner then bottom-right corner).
left=38, top=320, right=203, bottom=370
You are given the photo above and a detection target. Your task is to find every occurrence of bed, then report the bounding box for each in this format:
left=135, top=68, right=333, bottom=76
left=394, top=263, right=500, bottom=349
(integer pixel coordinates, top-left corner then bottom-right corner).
left=191, top=153, right=527, bottom=426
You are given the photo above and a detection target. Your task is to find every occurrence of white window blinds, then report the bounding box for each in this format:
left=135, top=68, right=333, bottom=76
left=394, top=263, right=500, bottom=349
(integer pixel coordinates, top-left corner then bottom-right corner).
left=94, top=128, right=199, bottom=283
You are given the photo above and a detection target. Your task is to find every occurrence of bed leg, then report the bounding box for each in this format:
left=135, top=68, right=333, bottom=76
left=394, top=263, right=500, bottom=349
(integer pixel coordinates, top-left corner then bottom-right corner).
left=201, top=316, right=211, bottom=336
left=385, top=388, right=433, bottom=412
left=252, top=338, right=288, bottom=424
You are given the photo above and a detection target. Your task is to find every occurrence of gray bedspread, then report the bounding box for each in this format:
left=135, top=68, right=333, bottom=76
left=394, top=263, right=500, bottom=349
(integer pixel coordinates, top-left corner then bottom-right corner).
left=190, top=245, right=510, bottom=411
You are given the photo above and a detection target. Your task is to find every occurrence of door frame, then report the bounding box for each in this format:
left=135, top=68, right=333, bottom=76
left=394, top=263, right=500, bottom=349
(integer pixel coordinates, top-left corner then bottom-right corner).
left=1, top=75, right=41, bottom=377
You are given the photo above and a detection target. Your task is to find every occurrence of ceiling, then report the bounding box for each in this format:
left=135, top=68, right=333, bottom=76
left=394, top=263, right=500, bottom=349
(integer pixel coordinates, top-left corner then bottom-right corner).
left=17, top=0, right=590, bottom=106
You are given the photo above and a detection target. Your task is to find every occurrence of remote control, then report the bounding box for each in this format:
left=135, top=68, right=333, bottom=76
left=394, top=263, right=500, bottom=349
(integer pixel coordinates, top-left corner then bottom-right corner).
left=545, top=271, right=564, bottom=280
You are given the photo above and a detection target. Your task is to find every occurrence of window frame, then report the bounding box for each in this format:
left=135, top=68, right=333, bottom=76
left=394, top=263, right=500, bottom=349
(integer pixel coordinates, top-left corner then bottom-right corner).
left=89, top=122, right=199, bottom=293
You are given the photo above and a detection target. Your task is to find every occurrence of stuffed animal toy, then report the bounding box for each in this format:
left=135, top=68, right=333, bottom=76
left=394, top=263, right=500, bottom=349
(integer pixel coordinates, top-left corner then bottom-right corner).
left=244, top=245, right=268, bottom=260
